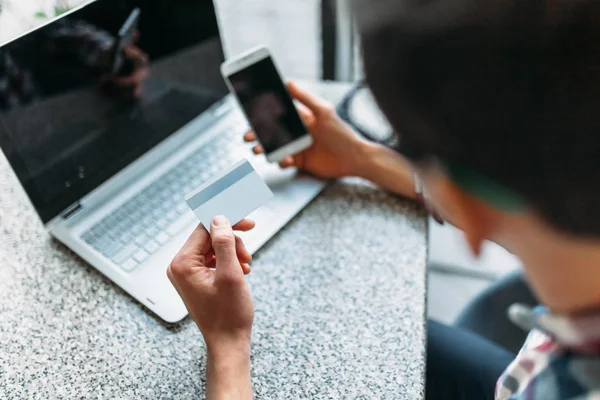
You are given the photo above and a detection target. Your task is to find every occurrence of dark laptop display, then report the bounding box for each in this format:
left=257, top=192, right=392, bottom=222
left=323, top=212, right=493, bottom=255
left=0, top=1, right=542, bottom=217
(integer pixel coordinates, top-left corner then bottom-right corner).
left=0, top=0, right=229, bottom=223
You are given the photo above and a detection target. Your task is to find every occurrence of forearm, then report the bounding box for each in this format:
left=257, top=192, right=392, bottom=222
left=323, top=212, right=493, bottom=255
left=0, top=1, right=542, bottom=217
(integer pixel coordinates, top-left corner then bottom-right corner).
left=206, top=342, right=253, bottom=400
left=357, top=142, right=416, bottom=199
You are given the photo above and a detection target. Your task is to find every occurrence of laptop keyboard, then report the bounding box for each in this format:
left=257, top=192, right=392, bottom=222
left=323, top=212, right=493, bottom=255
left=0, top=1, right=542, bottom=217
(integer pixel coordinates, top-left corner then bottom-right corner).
left=81, top=124, right=249, bottom=273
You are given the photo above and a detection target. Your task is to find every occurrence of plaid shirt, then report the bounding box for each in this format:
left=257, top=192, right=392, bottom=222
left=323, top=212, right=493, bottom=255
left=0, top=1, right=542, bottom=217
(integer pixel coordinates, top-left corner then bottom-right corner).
left=496, top=304, right=600, bottom=399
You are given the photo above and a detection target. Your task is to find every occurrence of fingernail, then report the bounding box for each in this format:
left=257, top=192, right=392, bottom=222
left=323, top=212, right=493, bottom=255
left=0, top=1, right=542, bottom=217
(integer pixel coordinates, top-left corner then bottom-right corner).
left=213, top=215, right=229, bottom=226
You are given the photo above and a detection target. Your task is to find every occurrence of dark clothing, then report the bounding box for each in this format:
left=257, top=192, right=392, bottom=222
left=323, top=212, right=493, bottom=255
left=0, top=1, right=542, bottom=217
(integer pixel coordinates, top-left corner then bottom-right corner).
left=426, top=320, right=514, bottom=400
left=455, top=272, right=537, bottom=354
left=426, top=272, right=535, bottom=399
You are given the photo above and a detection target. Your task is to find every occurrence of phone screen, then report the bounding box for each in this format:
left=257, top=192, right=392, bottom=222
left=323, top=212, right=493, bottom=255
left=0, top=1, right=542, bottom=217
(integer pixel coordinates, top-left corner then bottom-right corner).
left=228, top=57, right=306, bottom=155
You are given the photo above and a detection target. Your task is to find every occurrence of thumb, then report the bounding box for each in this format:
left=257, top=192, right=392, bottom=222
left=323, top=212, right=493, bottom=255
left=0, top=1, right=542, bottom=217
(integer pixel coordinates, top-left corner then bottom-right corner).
left=210, top=215, right=242, bottom=281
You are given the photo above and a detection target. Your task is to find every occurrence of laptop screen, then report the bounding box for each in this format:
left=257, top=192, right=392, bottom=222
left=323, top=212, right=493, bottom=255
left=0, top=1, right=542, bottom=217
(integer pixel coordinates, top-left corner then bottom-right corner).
left=0, top=0, right=228, bottom=223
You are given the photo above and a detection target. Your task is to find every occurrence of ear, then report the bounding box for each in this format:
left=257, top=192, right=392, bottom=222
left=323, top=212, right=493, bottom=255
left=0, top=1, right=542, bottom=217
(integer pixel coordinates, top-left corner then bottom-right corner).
left=433, top=176, right=493, bottom=257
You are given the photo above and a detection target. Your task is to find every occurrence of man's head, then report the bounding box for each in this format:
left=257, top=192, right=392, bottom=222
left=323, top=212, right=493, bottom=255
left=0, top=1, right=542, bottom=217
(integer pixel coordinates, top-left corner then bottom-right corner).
left=353, top=0, right=600, bottom=311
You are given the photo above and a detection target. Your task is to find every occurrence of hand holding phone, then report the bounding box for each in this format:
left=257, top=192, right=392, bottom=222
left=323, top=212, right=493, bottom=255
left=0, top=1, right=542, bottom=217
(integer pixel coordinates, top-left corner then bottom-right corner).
left=245, top=81, right=371, bottom=180
left=221, top=47, right=313, bottom=163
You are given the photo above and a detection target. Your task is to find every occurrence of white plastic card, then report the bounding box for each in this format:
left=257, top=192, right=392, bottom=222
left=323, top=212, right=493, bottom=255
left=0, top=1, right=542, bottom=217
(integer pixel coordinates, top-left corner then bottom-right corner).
left=185, top=159, right=273, bottom=228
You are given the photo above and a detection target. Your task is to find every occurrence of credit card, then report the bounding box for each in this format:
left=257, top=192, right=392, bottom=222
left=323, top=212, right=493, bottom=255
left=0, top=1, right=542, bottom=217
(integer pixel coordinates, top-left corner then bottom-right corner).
left=184, top=159, right=274, bottom=228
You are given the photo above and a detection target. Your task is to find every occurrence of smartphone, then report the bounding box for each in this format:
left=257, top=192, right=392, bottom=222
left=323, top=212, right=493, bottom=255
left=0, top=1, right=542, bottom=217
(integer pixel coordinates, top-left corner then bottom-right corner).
left=111, top=8, right=141, bottom=75
left=221, top=46, right=313, bottom=163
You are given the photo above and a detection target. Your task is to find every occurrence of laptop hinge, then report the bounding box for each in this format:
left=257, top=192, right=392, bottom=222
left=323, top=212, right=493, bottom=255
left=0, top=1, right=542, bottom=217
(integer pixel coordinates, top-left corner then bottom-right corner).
left=62, top=202, right=83, bottom=220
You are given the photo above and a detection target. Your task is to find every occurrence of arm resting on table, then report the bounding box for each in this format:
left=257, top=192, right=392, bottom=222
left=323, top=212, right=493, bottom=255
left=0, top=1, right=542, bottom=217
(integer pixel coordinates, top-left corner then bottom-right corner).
left=207, top=343, right=253, bottom=400
left=358, top=142, right=416, bottom=200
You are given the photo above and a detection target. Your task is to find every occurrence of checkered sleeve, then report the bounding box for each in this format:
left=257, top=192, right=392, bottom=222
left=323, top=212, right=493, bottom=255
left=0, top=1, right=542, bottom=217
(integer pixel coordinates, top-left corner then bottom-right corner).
left=496, top=329, right=600, bottom=399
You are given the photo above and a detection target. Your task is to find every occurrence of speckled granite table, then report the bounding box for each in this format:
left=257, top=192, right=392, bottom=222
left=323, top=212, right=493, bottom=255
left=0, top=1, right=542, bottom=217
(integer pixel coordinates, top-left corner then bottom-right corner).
left=0, top=81, right=428, bottom=399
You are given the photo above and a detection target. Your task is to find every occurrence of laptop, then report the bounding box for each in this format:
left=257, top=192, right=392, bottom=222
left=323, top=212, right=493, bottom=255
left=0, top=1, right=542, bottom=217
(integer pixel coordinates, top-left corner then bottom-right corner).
left=0, top=0, right=326, bottom=323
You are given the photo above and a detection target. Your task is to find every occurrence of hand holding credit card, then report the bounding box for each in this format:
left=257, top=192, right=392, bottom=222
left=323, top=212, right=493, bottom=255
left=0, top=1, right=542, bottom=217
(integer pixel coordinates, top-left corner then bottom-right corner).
left=185, top=159, right=273, bottom=228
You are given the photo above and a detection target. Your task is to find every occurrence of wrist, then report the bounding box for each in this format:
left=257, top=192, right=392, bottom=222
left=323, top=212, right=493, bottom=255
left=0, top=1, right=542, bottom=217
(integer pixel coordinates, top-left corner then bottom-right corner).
left=352, top=140, right=383, bottom=179
left=206, top=339, right=252, bottom=399
left=348, top=139, right=379, bottom=178
left=207, top=340, right=251, bottom=380
left=353, top=141, right=418, bottom=199
left=207, top=336, right=251, bottom=362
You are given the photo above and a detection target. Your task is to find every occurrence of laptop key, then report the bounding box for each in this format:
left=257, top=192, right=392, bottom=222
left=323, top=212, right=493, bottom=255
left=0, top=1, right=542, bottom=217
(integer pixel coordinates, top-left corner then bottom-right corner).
left=166, top=217, right=192, bottom=237
left=112, top=210, right=126, bottom=221
left=158, top=191, right=170, bottom=202
left=118, top=231, right=135, bottom=244
left=115, top=219, right=130, bottom=231
left=98, top=220, right=112, bottom=231
left=155, top=218, right=169, bottom=230
left=151, top=209, right=163, bottom=219
left=123, top=202, right=136, bottom=214
left=134, top=233, right=150, bottom=247
left=176, top=202, right=189, bottom=214
left=133, top=249, right=150, bottom=263
left=166, top=210, right=178, bottom=222
left=147, top=187, right=159, bottom=198
left=159, top=202, right=172, bottom=213
left=82, top=231, right=95, bottom=244
left=154, top=180, right=168, bottom=191
left=105, top=215, right=119, bottom=226
left=145, top=226, right=159, bottom=238
left=94, top=237, right=113, bottom=252
left=102, top=241, right=123, bottom=258
left=168, top=192, right=182, bottom=203
left=156, top=232, right=170, bottom=245
left=106, top=229, right=120, bottom=240
left=120, top=258, right=139, bottom=273
left=130, top=195, right=144, bottom=206
left=112, top=244, right=138, bottom=264
left=91, top=225, right=106, bottom=237
left=141, top=216, right=154, bottom=228
left=173, top=173, right=187, bottom=185
left=130, top=209, right=143, bottom=221
left=144, top=240, right=160, bottom=254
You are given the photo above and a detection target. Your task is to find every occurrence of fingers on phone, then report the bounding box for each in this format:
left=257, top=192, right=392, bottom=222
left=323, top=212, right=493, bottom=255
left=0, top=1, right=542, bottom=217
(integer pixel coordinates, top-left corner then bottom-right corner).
left=287, top=80, right=329, bottom=112
left=123, top=45, right=148, bottom=66
left=252, top=145, right=264, bottom=155
left=296, top=103, right=316, bottom=127
left=244, top=131, right=257, bottom=142
left=110, top=67, right=149, bottom=87
left=279, top=157, right=295, bottom=169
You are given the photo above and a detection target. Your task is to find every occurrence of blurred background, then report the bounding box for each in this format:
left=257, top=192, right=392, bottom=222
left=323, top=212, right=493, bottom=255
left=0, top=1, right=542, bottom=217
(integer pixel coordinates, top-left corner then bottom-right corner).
left=0, top=0, right=521, bottom=324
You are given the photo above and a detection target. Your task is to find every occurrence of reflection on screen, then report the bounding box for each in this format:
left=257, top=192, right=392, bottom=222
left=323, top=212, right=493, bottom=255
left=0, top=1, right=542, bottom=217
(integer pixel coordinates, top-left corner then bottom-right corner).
left=229, top=57, right=306, bottom=155
left=0, top=0, right=229, bottom=223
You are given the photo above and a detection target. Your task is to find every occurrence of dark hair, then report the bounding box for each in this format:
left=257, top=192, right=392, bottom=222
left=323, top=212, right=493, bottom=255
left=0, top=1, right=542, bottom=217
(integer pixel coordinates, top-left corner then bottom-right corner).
left=355, top=0, right=600, bottom=237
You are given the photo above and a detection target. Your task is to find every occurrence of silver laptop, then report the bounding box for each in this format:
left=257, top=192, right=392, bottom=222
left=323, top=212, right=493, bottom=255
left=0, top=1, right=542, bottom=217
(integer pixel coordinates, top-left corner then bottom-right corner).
left=0, top=0, right=325, bottom=322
